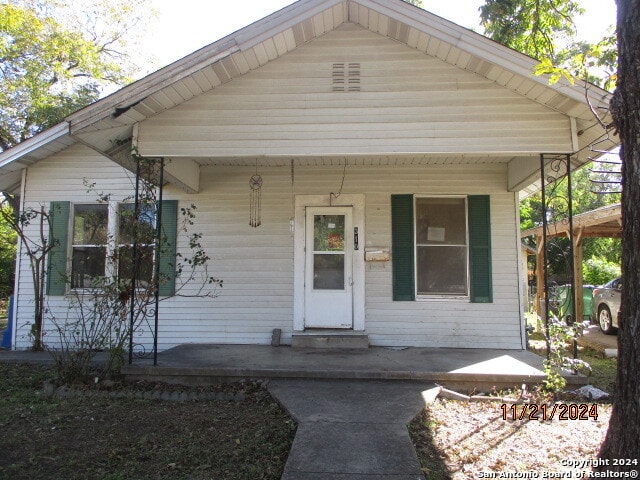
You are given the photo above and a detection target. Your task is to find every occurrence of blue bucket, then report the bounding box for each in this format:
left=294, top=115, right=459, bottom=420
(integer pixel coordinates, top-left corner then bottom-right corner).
left=1, top=296, right=14, bottom=349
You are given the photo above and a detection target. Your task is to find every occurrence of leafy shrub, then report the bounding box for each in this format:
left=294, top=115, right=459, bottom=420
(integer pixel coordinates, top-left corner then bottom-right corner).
left=0, top=204, right=17, bottom=297
left=583, top=257, right=621, bottom=286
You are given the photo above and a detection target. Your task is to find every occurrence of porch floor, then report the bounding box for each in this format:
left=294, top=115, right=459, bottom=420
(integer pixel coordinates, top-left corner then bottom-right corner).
left=121, top=344, right=587, bottom=391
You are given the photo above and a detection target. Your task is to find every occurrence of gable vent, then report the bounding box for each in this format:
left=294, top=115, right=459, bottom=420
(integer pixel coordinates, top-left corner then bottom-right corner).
left=332, top=63, right=361, bottom=92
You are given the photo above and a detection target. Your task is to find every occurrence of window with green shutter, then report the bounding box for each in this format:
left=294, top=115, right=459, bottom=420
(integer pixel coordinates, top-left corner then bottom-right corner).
left=46, top=200, right=177, bottom=296
left=391, top=194, right=492, bottom=303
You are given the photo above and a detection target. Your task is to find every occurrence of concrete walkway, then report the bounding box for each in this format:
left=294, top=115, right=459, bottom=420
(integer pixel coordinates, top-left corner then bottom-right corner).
left=268, top=378, right=432, bottom=480
left=577, top=325, right=618, bottom=356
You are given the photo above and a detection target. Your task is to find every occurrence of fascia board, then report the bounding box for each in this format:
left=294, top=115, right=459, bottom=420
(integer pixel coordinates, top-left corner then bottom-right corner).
left=0, top=122, right=69, bottom=168
left=233, top=0, right=345, bottom=49
left=67, top=39, right=240, bottom=133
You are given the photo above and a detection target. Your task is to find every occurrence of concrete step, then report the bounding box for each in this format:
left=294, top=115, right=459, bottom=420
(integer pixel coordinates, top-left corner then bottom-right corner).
left=292, top=332, right=369, bottom=349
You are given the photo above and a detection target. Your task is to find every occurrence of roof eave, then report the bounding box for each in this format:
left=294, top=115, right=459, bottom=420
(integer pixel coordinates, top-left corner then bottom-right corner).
left=0, top=122, right=69, bottom=169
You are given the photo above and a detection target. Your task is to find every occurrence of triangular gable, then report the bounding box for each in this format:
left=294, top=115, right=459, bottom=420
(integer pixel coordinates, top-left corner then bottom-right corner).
left=136, top=24, right=574, bottom=160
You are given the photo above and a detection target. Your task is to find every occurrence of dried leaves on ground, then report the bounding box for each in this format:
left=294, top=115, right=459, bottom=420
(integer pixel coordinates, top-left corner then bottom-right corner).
left=410, top=344, right=616, bottom=479
left=0, top=363, right=296, bottom=480
left=410, top=398, right=611, bottom=479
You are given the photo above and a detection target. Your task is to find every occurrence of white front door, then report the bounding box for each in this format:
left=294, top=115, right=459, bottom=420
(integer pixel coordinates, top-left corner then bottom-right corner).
left=304, top=207, right=353, bottom=329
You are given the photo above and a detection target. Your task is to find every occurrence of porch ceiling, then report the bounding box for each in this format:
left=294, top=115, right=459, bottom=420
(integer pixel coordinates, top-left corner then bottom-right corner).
left=193, top=154, right=520, bottom=167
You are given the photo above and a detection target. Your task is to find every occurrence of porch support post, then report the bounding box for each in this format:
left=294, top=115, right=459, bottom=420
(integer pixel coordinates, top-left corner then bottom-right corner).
left=573, top=228, right=585, bottom=324
left=540, top=155, right=551, bottom=359
left=535, top=234, right=545, bottom=321
left=128, top=158, right=141, bottom=365
left=153, top=158, right=164, bottom=366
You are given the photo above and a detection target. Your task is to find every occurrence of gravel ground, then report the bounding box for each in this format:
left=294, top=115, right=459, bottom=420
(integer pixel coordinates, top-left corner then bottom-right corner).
left=410, top=398, right=612, bottom=479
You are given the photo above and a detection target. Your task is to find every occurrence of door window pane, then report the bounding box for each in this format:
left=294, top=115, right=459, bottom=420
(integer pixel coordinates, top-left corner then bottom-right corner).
left=313, top=254, right=345, bottom=290
left=314, top=215, right=345, bottom=251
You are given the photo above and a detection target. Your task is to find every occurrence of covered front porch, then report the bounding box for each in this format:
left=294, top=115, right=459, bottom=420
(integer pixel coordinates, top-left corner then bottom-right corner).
left=120, top=344, right=587, bottom=392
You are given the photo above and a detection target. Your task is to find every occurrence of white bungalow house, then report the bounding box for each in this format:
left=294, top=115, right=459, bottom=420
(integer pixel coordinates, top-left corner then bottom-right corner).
left=0, top=0, right=614, bottom=352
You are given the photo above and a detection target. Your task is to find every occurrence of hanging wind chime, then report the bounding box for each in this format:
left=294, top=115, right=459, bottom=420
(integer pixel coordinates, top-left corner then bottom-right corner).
left=249, top=162, right=263, bottom=227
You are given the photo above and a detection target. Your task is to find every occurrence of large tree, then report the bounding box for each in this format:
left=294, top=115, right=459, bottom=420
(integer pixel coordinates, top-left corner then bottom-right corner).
left=0, top=0, right=154, bottom=151
left=597, top=0, right=640, bottom=466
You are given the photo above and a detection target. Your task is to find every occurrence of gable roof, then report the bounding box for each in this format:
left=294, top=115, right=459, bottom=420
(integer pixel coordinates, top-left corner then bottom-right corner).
left=0, top=0, right=617, bottom=194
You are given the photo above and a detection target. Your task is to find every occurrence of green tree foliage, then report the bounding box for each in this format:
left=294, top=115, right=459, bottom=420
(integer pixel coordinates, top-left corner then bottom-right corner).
left=520, top=163, right=622, bottom=282
left=583, top=257, right=620, bottom=285
left=480, top=0, right=616, bottom=89
left=480, top=0, right=584, bottom=61
left=0, top=0, right=154, bottom=150
left=553, top=30, right=618, bottom=90
left=0, top=203, right=17, bottom=297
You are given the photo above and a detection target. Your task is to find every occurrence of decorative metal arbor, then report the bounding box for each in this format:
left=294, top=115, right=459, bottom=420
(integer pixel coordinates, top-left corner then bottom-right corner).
left=539, top=154, right=576, bottom=358
left=522, top=149, right=622, bottom=362
left=128, top=156, right=165, bottom=366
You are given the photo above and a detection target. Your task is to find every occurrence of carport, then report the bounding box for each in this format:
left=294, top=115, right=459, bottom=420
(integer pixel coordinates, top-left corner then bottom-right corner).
left=522, top=203, right=622, bottom=323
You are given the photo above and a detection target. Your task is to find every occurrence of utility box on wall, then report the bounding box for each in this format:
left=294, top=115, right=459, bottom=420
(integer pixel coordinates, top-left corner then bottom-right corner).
left=365, top=248, right=390, bottom=262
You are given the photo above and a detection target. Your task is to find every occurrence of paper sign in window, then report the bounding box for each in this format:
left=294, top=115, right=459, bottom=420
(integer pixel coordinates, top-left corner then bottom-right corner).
left=427, top=227, right=445, bottom=242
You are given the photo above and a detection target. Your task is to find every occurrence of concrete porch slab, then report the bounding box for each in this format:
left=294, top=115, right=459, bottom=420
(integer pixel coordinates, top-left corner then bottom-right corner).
left=121, top=344, right=587, bottom=391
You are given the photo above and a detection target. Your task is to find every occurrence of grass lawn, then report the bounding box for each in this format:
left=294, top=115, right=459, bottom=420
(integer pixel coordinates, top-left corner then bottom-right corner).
left=0, top=363, right=296, bottom=480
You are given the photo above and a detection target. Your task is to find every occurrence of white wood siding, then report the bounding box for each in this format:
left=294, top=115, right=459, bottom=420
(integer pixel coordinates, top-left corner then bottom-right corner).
left=13, top=145, right=141, bottom=349
left=173, top=163, right=523, bottom=349
left=13, top=149, right=523, bottom=352
left=137, top=24, right=572, bottom=158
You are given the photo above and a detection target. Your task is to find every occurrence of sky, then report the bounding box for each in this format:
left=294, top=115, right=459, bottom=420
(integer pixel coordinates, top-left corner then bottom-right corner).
left=138, top=0, right=617, bottom=74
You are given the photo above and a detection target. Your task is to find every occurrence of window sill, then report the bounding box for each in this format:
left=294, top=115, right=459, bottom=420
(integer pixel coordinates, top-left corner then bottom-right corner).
left=415, top=295, right=470, bottom=302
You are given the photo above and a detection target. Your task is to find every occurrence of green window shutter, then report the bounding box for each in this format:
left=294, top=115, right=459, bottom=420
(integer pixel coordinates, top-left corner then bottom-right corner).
left=391, top=194, right=415, bottom=301
left=47, top=201, right=70, bottom=295
left=158, top=200, right=178, bottom=296
left=468, top=195, right=493, bottom=303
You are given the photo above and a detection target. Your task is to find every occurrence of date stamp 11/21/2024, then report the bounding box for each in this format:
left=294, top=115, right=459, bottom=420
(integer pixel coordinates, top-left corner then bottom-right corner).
left=500, top=403, right=600, bottom=421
